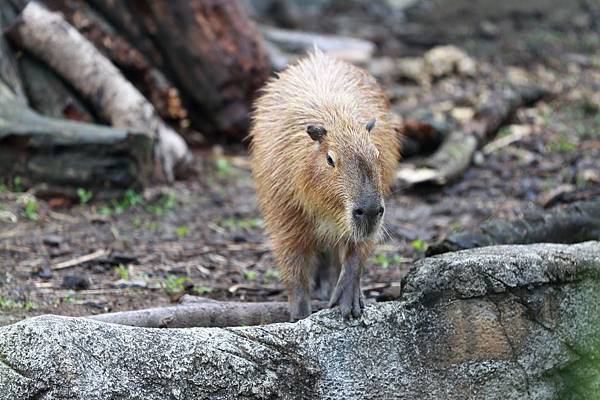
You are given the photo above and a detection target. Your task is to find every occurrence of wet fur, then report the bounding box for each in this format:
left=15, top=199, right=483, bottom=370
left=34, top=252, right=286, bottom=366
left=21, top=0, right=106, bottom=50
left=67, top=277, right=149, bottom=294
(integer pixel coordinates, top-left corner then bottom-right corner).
left=249, top=51, right=400, bottom=319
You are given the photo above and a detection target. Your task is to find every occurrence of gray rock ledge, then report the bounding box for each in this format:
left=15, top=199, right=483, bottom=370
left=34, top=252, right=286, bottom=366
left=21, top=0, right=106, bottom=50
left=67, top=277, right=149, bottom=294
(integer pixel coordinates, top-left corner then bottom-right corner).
left=1, top=242, right=599, bottom=399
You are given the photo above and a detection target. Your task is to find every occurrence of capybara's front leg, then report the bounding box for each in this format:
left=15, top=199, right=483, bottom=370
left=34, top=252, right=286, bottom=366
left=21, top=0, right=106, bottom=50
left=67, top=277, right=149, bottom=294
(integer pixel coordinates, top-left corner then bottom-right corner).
left=329, top=246, right=365, bottom=319
left=281, top=253, right=315, bottom=321
left=289, top=282, right=311, bottom=321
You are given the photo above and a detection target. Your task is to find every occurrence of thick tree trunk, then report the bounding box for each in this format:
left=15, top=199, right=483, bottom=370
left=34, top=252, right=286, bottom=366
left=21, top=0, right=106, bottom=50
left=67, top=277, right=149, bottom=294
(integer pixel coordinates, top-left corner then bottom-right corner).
left=0, top=81, right=154, bottom=198
left=8, top=2, right=190, bottom=181
left=88, top=0, right=270, bottom=141
left=1, top=242, right=600, bottom=399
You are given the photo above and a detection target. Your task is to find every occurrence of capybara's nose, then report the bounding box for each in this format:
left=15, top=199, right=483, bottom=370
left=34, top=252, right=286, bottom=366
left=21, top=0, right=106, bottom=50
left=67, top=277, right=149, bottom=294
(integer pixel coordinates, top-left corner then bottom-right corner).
left=353, top=205, right=383, bottom=220
left=353, top=200, right=384, bottom=232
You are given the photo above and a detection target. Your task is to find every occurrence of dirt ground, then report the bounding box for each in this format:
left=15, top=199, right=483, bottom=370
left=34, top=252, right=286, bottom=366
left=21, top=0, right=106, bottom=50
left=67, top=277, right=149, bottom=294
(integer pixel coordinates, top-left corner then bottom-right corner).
left=1, top=0, right=599, bottom=326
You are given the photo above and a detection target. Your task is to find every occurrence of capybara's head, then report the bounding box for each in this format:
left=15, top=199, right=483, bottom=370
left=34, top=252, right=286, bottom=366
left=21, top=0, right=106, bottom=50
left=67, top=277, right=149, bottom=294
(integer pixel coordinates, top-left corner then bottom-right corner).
left=300, top=118, right=385, bottom=243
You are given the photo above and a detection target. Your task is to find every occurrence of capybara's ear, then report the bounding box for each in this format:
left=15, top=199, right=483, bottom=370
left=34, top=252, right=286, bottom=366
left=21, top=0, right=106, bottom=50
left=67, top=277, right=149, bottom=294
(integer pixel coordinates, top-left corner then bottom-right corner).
left=366, top=118, right=376, bottom=133
left=307, top=125, right=327, bottom=142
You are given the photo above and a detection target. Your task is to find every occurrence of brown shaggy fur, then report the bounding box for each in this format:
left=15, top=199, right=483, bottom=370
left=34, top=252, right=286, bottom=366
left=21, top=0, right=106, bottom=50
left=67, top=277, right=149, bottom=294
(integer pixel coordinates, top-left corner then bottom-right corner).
left=249, top=51, right=400, bottom=319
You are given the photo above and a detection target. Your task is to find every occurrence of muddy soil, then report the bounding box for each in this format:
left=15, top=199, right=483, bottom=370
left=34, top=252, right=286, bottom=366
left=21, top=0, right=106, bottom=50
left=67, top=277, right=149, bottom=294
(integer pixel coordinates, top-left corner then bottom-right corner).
left=1, top=0, right=598, bottom=325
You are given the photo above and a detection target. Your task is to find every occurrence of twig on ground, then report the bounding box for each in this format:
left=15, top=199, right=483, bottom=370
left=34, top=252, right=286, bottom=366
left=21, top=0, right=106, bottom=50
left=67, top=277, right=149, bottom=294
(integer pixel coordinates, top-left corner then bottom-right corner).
left=228, top=284, right=285, bottom=294
left=52, top=249, right=110, bottom=270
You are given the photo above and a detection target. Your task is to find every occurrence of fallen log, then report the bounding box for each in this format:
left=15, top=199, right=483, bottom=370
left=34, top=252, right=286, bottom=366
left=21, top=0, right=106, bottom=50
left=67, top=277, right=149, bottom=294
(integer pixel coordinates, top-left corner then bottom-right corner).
left=427, top=199, right=600, bottom=256
left=397, top=85, right=552, bottom=186
left=8, top=2, right=190, bottom=181
left=0, top=0, right=27, bottom=105
left=1, top=242, right=600, bottom=399
left=0, top=80, right=154, bottom=198
left=18, top=54, right=95, bottom=122
left=88, top=300, right=329, bottom=328
left=88, top=0, right=270, bottom=142
left=261, top=26, right=376, bottom=67
left=43, top=0, right=192, bottom=132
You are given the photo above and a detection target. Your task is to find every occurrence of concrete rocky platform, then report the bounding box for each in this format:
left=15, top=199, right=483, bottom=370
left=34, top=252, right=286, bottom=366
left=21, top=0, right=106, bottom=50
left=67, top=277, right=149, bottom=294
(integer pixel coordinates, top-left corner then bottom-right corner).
left=1, top=242, right=599, bottom=399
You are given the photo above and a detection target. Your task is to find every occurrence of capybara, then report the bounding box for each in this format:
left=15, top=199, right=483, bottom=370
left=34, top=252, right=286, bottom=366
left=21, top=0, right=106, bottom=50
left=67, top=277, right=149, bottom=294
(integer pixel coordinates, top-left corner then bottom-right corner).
left=249, top=50, right=399, bottom=320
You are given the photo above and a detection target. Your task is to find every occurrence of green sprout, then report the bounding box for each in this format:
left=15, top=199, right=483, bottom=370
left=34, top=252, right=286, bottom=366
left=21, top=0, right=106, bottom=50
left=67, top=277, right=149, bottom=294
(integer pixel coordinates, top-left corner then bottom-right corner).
left=411, top=239, right=427, bottom=251
left=24, top=199, right=38, bottom=221
left=116, top=264, right=131, bottom=281
left=77, top=188, right=93, bottom=204
left=264, top=268, right=280, bottom=282
left=194, top=286, right=213, bottom=295
left=244, top=270, right=258, bottom=281
left=216, top=158, right=232, bottom=175
left=164, top=275, right=191, bottom=295
left=176, top=226, right=189, bottom=238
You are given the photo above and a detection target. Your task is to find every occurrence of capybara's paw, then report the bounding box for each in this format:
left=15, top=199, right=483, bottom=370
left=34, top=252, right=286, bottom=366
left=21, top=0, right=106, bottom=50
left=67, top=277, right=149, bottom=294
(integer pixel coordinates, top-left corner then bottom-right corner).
left=329, top=280, right=364, bottom=319
left=290, top=296, right=311, bottom=322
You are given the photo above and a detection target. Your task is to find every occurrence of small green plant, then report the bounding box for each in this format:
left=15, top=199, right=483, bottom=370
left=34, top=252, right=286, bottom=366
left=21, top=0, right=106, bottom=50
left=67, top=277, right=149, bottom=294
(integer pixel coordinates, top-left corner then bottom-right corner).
left=99, top=206, right=113, bottom=216
left=77, top=188, right=93, bottom=204
left=116, top=264, right=131, bottom=280
left=194, top=286, right=213, bottom=295
left=99, top=189, right=144, bottom=216
left=411, top=239, right=427, bottom=251
left=13, top=176, right=23, bottom=192
left=0, top=297, right=17, bottom=310
left=0, top=298, right=37, bottom=311
left=24, top=199, right=38, bottom=221
left=164, top=275, right=191, bottom=295
left=124, top=189, right=144, bottom=207
left=374, top=253, right=403, bottom=269
left=244, top=270, right=258, bottom=281
left=0, top=182, right=6, bottom=193
left=148, top=192, right=177, bottom=216
left=63, top=293, right=74, bottom=304
left=132, top=216, right=142, bottom=229
left=549, top=136, right=577, bottom=153
left=375, top=252, right=389, bottom=268
left=216, top=158, right=231, bottom=175
left=163, top=192, right=177, bottom=209
left=221, top=217, right=262, bottom=230
left=176, top=226, right=189, bottom=238
left=148, top=204, right=164, bottom=216
left=111, top=199, right=127, bottom=215
left=264, top=268, right=280, bottom=282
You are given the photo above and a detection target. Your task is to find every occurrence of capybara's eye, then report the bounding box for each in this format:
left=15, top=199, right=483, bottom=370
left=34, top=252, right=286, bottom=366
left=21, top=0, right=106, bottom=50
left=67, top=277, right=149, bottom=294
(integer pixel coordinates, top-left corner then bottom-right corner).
left=326, top=153, right=335, bottom=167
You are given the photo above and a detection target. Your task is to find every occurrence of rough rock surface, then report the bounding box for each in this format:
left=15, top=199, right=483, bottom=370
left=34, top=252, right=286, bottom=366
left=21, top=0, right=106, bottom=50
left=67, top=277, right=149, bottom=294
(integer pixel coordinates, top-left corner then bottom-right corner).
left=1, top=242, right=599, bottom=399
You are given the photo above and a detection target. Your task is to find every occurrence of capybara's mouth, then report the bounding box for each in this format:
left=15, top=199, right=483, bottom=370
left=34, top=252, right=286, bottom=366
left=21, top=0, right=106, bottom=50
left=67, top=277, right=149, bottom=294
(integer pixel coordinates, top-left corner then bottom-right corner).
left=353, top=217, right=382, bottom=242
